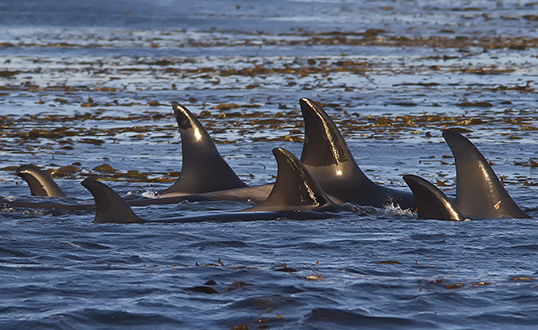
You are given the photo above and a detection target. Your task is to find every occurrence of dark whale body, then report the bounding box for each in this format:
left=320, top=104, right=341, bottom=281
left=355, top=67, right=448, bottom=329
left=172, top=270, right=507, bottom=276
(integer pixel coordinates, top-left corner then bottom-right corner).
left=12, top=99, right=417, bottom=211
left=159, top=102, right=247, bottom=195
left=82, top=148, right=341, bottom=223
left=16, top=165, right=66, bottom=197
left=403, top=130, right=531, bottom=220
left=299, top=98, right=416, bottom=209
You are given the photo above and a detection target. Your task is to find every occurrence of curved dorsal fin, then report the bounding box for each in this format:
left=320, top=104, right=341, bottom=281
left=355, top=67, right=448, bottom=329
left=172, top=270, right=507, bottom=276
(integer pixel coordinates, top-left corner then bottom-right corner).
left=299, top=97, right=368, bottom=180
left=248, top=148, right=339, bottom=212
left=160, top=102, right=246, bottom=195
left=442, top=130, right=530, bottom=218
left=299, top=97, right=415, bottom=209
left=16, top=165, right=66, bottom=197
left=403, top=174, right=465, bottom=221
left=81, top=179, right=144, bottom=223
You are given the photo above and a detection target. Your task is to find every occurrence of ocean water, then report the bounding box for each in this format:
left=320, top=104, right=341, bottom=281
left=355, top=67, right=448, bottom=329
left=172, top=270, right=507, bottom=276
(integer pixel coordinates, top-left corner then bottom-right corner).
left=0, top=0, right=537, bottom=329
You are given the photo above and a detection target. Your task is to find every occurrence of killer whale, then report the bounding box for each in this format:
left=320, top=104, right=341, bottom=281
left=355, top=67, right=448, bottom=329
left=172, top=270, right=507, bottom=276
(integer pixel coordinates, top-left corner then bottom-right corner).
left=159, top=98, right=417, bottom=209
left=17, top=102, right=246, bottom=198
left=10, top=98, right=417, bottom=210
left=7, top=106, right=532, bottom=220
left=403, top=174, right=465, bottom=221
left=403, top=130, right=531, bottom=220
left=299, top=98, right=416, bottom=209
left=158, top=102, right=247, bottom=195
left=16, top=165, right=66, bottom=197
left=82, top=148, right=341, bottom=223
left=443, top=130, right=530, bottom=219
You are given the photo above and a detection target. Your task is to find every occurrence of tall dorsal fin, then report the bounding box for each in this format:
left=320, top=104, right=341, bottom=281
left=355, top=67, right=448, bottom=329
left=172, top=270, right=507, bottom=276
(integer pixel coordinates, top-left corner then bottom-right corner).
left=442, top=130, right=530, bottom=218
left=81, top=179, right=144, bottom=223
left=16, top=165, right=66, bottom=197
left=299, top=97, right=415, bottom=209
left=299, top=97, right=369, bottom=181
left=247, top=148, right=339, bottom=212
left=403, top=174, right=465, bottom=221
left=160, top=102, right=246, bottom=195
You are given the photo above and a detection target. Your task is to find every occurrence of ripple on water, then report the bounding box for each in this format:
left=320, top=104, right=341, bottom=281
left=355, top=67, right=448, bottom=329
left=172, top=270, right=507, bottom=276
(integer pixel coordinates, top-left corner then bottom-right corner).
left=509, top=244, right=538, bottom=251
left=0, top=1, right=537, bottom=329
left=466, top=313, right=538, bottom=328
left=408, top=233, right=448, bottom=243
left=189, top=240, right=251, bottom=250
left=0, top=247, right=31, bottom=258
left=304, top=307, right=436, bottom=329
left=45, top=309, right=183, bottom=329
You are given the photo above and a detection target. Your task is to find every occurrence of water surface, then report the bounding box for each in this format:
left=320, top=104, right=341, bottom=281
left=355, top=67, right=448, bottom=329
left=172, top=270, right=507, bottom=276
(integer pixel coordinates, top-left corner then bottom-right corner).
left=1, top=1, right=537, bottom=329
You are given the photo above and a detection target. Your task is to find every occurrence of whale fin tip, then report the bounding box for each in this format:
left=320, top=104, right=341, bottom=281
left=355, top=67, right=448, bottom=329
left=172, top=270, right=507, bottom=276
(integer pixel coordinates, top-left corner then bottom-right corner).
left=442, top=130, right=530, bottom=219
left=403, top=174, right=465, bottom=221
left=81, top=179, right=144, bottom=223
left=250, top=147, right=339, bottom=212
left=16, top=164, right=66, bottom=197
left=161, top=102, right=246, bottom=196
left=299, top=98, right=415, bottom=209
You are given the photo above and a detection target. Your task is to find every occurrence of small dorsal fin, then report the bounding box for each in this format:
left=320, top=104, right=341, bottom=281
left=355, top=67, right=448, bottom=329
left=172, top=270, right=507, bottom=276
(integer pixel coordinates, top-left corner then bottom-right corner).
left=403, top=174, right=465, bottom=221
left=248, top=148, right=339, bottom=212
left=16, top=165, right=66, bottom=197
left=160, top=102, right=246, bottom=195
left=299, top=97, right=415, bottom=209
left=442, top=130, right=530, bottom=218
left=81, top=179, right=144, bottom=223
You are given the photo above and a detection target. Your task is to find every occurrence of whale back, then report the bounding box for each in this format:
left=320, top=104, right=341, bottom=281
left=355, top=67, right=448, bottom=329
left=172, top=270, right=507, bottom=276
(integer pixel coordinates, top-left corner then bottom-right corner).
left=16, top=165, right=66, bottom=197
left=403, top=174, right=465, bottom=221
left=443, top=130, right=530, bottom=219
left=160, top=102, right=246, bottom=195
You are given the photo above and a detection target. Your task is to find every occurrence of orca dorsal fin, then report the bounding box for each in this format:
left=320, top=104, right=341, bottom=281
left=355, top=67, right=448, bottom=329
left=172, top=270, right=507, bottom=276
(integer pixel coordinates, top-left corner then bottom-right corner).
left=298, top=98, right=416, bottom=209
left=299, top=98, right=370, bottom=182
left=81, top=179, right=144, bottom=223
left=160, top=102, right=246, bottom=195
left=16, top=165, right=66, bottom=197
left=403, top=174, right=465, bottom=221
left=442, top=130, right=530, bottom=219
left=248, top=148, right=339, bottom=212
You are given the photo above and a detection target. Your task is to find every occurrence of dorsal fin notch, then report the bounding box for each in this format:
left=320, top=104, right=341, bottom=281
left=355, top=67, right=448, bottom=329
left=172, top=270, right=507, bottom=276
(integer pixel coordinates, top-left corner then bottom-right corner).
left=16, top=164, right=66, bottom=197
left=160, top=102, right=246, bottom=196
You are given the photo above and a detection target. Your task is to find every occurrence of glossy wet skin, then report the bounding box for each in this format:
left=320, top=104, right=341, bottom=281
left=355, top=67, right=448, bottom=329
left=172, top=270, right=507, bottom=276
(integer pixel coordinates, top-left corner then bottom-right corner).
left=403, top=174, right=465, bottom=221
left=1, top=1, right=538, bottom=329
left=158, top=102, right=246, bottom=195
left=81, top=148, right=340, bottom=223
left=300, top=98, right=416, bottom=209
left=16, top=165, right=66, bottom=197
left=402, top=131, right=530, bottom=220
left=443, top=130, right=531, bottom=219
